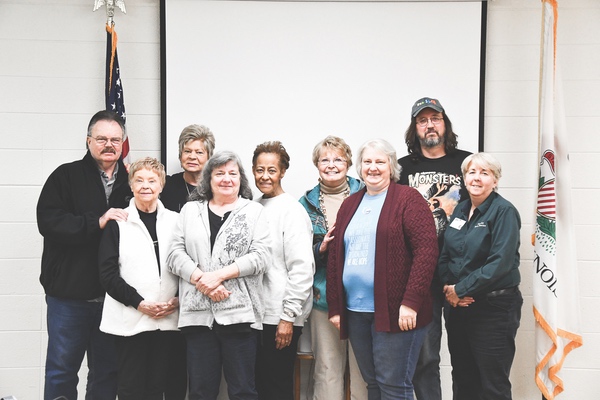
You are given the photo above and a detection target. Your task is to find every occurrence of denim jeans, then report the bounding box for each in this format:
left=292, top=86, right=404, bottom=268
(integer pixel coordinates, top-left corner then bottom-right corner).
left=445, top=289, right=523, bottom=400
left=184, top=328, right=259, bottom=400
left=44, top=295, right=118, bottom=400
left=413, top=280, right=443, bottom=400
left=347, top=311, right=427, bottom=400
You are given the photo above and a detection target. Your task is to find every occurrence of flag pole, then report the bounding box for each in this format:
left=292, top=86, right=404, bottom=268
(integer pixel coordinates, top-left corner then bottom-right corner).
left=95, top=0, right=130, bottom=163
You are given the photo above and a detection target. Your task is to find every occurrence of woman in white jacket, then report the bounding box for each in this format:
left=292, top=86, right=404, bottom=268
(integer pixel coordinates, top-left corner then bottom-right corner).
left=167, top=151, right=271, bottom=400
left=99, top=157, right=180, bottom=400
left=252, top=141, right=314, bottom=400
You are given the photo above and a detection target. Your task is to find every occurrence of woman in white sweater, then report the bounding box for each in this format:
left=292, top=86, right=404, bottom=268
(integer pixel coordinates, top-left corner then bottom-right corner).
left=98, top=157, right=180, bottom=400
left=167, top=151, right=271, bottom=400
left=252, top=141, right=314, bottom=400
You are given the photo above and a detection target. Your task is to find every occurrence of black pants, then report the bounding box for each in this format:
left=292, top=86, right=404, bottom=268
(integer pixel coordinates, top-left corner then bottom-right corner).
left=445, top=289, right=523, bottom=400
left=165, top=331, right=188, bottom=400
left=114, top=330, right=178, bottom=400
left=255, top=323, right=303, bottom=400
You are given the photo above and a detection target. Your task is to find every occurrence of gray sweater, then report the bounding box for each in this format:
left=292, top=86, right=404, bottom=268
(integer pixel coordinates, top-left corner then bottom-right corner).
left=167, top=197, right=271, bottom=330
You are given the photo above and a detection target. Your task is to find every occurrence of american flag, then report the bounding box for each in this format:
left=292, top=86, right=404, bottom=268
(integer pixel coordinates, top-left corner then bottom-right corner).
left=106, top=24, right=130, bottom=163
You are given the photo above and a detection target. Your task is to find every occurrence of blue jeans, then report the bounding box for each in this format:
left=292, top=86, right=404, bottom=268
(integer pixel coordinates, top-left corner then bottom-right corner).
left=44, top=295, right=118, bottom=400
left=185, top=328, right=259, bottom=400
left=445, top=289, right=522, bottom=400
left=347, top=311, right=427, bottom=400
left=413, top=280, right=443, bottom=400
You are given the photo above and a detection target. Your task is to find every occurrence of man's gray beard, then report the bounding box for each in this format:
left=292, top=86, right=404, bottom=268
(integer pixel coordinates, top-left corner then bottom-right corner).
left=420, top=134, right=444, bottom=148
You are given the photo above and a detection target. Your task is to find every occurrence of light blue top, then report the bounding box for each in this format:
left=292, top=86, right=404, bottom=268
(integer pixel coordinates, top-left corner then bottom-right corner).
left=342, top=191, right=387, bottom=312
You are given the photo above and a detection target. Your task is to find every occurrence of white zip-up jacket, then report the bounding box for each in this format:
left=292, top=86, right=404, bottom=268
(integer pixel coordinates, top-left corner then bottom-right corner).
left=100, top=199, right=180, bottom=336
left=167, top=197, right=271, bottom=330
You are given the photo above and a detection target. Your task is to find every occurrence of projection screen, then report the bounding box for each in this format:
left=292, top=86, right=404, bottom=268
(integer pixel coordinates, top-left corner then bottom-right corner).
left=162, top=0, right=485, bottom=199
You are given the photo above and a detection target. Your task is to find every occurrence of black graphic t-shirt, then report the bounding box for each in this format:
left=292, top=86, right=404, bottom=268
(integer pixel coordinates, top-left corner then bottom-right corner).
left=398, top=149, right=472, bottom=244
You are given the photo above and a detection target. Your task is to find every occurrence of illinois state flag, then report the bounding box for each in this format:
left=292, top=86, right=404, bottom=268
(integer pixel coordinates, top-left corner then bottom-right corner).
left=533, top=1, right=583, bottom=398
left=106, top=24, right=130, bottom=163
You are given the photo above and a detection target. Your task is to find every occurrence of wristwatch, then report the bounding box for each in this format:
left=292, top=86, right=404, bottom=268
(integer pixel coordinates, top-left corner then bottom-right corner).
left=283, top=308, right=297, bottom=319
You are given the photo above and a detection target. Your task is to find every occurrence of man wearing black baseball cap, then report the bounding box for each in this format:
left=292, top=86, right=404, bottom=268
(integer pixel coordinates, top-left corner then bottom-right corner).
left=398, top=97, right=471, bottom=400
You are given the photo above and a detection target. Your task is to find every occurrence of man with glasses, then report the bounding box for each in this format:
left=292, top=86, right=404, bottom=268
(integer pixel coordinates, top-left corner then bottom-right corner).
left=398, top=97, right=471, bottom=400
left=37, top=110, right=132, bottom=400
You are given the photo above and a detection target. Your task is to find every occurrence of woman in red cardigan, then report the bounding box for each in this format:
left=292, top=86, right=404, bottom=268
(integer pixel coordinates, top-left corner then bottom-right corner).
left=327, top=138, right=439, bottom=400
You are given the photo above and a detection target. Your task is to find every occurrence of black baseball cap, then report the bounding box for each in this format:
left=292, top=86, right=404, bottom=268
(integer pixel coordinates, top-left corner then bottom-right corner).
left=411, top=97, right=445, bottom=117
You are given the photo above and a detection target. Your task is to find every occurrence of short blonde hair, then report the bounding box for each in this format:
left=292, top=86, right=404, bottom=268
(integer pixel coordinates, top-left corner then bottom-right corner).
left=128, top=157, right=166, bottom=187
left=311, top=135, right=353, bottom=168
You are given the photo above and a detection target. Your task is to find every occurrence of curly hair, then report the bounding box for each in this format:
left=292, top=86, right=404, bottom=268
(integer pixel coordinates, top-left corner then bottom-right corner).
left=252, top=141, right=290, bottom=171
left=128, top=157, right=166, bottom=187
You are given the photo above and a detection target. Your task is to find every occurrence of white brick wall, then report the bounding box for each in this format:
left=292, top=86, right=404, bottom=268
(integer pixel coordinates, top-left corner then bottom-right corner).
left=0, top=0, right=161, bottom=398
left=484, top=0, right=600, bottom=398
left=0, top=0, right=598, bottom=398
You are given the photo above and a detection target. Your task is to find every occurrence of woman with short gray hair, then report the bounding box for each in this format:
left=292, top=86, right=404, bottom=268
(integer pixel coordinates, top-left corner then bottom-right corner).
left=327, top=139, right=438, bottom=399
left=162, top=124, right=216, bottom=212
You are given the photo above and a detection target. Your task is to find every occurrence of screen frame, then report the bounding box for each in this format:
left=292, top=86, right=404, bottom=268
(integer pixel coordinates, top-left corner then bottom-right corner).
left=160, top=0, right=487, bottom=180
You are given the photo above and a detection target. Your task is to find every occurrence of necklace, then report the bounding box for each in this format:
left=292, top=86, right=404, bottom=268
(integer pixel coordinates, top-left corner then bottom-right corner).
left=185, top=182, right=195, bottom=197
left=319, top=187, right=350, bottom=229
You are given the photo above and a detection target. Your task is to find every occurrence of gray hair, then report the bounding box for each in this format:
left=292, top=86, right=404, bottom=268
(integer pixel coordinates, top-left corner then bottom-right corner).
left=177, top=124, right=216, bottom=159
left=189, top=150, right=253, bottom=202
left=86, top=110, right=126, bottom=149
left=461, top=152, right=502, bottom=191
left=355, top=138, right=401, bottom=182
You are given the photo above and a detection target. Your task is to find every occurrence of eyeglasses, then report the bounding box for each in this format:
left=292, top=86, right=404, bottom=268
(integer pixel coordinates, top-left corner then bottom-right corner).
left=416, top=116, right=443, bottom=127
left=90, top=136, right=123, bottom=146
left=319, top=158, right=347, bottom=166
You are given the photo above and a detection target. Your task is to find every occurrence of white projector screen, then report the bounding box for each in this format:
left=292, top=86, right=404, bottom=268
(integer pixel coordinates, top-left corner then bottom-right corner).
left=163, top=0, right=484, bottom=199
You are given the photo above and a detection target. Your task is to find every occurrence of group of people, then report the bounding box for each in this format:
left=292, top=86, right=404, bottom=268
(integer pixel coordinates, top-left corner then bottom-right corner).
left=37, top=97, right=523, bottom=400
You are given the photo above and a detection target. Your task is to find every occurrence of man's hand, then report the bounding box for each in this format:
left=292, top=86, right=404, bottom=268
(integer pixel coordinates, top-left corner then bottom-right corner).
left=99, top=208, right=128, bottom=229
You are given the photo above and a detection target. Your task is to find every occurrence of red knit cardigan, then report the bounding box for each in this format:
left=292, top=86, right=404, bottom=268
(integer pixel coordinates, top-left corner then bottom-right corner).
left=326, top=183, right=439, bottom=339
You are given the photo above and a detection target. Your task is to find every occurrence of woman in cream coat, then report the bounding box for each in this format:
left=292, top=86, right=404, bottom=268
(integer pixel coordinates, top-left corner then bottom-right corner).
left=99, top=157, right=180, bottom=400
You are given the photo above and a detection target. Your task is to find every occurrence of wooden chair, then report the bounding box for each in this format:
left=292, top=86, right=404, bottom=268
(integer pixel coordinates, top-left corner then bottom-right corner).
left=294, top=352, right=315, bottom=400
